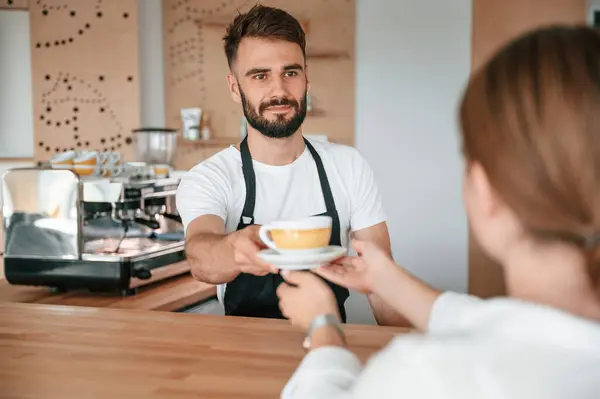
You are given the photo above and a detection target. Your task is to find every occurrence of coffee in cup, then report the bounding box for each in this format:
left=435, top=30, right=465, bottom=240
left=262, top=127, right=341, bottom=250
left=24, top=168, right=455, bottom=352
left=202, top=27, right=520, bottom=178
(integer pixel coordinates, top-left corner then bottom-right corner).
left=258, top=215, right=332, bottom=254
left=152, top=164, right=171, bottom=178
left=73, top=164, right=101, bottom=176
left=74, top=151, right=100, bottom=166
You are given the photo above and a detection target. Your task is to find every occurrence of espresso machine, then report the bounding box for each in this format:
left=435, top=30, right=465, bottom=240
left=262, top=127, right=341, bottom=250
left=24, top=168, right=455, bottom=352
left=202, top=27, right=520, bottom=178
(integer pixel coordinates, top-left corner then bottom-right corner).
left=1, top=167, right=188, bottom=295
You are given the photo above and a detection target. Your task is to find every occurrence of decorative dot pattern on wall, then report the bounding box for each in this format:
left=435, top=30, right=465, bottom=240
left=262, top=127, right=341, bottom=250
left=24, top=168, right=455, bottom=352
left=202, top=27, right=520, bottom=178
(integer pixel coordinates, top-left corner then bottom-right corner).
left=36, top=72, right=132, bottom=153
left=33, top=1, right=111, bottom=49
left=166, top=0, right=238, bottom=108
left=29, top=0, right=141, bottom=162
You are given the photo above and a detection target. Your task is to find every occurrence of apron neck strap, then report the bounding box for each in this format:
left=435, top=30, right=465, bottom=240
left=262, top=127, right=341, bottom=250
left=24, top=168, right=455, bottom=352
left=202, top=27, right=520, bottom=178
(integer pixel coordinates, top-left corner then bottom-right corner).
left=239, top=135, right=256, bottom=224
left=304, top=138, right=337, bottom=215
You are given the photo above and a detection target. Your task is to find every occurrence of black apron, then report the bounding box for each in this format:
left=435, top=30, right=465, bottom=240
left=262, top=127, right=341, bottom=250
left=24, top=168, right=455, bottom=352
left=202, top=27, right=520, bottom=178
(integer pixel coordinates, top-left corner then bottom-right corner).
left=223, top=136, right=350, bottom=322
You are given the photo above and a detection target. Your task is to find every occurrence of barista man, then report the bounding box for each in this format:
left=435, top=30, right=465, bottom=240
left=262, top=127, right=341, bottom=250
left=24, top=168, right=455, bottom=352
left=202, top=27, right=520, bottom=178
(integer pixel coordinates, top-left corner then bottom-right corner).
left=176, top=4, right=405, bottom=326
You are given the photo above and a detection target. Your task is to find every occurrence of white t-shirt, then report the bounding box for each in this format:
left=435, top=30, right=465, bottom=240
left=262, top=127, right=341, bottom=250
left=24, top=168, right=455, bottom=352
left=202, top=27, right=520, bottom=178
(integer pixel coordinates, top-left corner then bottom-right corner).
left=282, top=292, right=600, bottom=399
left=176, top=138, right=387, bottom=302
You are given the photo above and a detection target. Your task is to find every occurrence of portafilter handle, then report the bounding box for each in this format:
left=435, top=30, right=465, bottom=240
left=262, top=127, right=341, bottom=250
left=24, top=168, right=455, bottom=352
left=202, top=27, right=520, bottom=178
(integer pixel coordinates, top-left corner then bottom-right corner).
left=162, top=213, right=182, bottom=223
left=134, top=217, right=160, bottom=230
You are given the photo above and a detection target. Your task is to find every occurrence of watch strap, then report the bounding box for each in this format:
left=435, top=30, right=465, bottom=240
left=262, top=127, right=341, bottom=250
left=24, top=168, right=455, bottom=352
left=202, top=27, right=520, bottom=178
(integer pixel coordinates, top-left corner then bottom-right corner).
left=302, top=314, right=346, bottom=351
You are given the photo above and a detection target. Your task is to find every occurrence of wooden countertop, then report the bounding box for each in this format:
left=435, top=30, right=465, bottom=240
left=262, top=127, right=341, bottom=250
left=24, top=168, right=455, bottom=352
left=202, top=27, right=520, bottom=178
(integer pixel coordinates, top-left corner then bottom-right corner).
left=0, top=302, right=408, bottom=398
left=0, top=271, right=217, bottom=312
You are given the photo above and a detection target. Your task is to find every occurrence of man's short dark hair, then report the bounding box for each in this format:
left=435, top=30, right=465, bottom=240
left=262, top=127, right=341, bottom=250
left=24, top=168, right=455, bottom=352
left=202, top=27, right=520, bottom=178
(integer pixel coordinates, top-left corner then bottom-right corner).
left=223, top=4, right=306, bottom=69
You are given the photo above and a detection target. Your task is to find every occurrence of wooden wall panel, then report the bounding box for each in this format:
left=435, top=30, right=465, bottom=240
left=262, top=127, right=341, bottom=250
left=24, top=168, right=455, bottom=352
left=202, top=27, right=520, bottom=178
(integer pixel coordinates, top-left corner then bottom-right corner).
left=472, top=0, right=587, bottom=71
left=469, top=0, right=587, bottom=297
left=29, top=0, right=140, bottom=162
left=163, top=0, right=355, bottom=171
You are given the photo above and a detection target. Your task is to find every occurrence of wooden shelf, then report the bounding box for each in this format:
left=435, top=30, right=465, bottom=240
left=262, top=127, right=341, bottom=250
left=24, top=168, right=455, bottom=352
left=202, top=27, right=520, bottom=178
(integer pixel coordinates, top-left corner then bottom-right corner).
left=0, top=270, right=217, bottom=312
left=178, top=137, right=239, bottom=146
left=0, top=157, right=35, bottom=162
left=200, top=20, right=228, bottom=28
left=306, top=50, right=351, bottom=60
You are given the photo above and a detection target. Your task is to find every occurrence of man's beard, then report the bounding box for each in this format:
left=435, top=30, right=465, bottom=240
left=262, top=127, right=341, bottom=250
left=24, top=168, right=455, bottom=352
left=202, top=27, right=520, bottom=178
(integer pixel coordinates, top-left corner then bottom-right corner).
left=239, top=87, right=307, bottom=139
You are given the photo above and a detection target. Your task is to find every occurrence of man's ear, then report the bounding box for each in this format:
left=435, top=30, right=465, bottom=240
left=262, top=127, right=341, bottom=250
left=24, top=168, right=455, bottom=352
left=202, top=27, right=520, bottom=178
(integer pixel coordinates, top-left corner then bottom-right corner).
left=227, top=72, right=242, bottom=104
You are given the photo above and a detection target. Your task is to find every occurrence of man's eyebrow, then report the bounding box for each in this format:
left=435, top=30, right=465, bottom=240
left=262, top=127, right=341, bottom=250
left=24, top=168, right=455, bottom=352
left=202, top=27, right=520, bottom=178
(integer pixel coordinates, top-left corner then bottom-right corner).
left=244, top=64, right=304, bottom=77
left=283, top=63, right=304, bottom=71
left=245, top=67, right=270, bottom=77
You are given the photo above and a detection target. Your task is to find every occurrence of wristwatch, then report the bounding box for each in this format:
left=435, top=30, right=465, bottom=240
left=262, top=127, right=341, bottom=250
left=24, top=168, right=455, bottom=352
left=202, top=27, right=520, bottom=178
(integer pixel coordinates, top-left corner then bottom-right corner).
left=302, top=314, right=346, bottom=351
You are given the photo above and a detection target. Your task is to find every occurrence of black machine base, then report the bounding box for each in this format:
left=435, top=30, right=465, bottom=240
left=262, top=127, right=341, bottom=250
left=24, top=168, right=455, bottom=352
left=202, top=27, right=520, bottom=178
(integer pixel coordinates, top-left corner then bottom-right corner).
left=4, top=249, right=185, bottom=295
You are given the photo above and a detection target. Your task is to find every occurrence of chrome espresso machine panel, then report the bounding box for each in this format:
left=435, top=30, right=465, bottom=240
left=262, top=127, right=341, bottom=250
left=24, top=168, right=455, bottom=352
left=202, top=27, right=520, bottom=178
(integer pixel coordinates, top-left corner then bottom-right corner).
left=1, top=168, right=187, bottom=295
left=2, top=168, right=81, bottom=259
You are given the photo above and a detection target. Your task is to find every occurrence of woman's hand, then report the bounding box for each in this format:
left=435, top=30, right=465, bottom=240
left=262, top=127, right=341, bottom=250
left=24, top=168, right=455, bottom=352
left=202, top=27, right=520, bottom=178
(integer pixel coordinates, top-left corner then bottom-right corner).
left=314, top=240, right=396, bottom=295
left=276, top=271, right=340, bottom=331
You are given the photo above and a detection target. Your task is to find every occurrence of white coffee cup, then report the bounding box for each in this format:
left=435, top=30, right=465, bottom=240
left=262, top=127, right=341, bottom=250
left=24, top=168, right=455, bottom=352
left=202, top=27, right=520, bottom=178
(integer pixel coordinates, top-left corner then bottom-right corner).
left=50, top=151, right=77, bottom=168
left=102, top=151, right=121, bottom=165
left=258, top=215, right=332, bottom=254
left=101, top=164, right=124, bottom=177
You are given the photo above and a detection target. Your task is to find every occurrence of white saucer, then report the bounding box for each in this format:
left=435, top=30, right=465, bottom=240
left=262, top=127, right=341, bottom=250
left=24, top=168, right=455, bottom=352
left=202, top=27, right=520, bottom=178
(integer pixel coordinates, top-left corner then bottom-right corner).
left=257, top=245, right=347, bottom=270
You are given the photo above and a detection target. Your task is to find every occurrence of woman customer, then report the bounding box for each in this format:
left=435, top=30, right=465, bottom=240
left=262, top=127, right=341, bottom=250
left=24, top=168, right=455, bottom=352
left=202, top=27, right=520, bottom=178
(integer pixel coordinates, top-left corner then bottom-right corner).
left=276, top=25, right=600, bottom=399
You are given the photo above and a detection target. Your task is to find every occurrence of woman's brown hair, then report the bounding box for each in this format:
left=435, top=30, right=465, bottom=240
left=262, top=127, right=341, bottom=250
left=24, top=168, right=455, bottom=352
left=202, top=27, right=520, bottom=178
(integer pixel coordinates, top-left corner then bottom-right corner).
left=459, top=25, right=600, bottom=272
